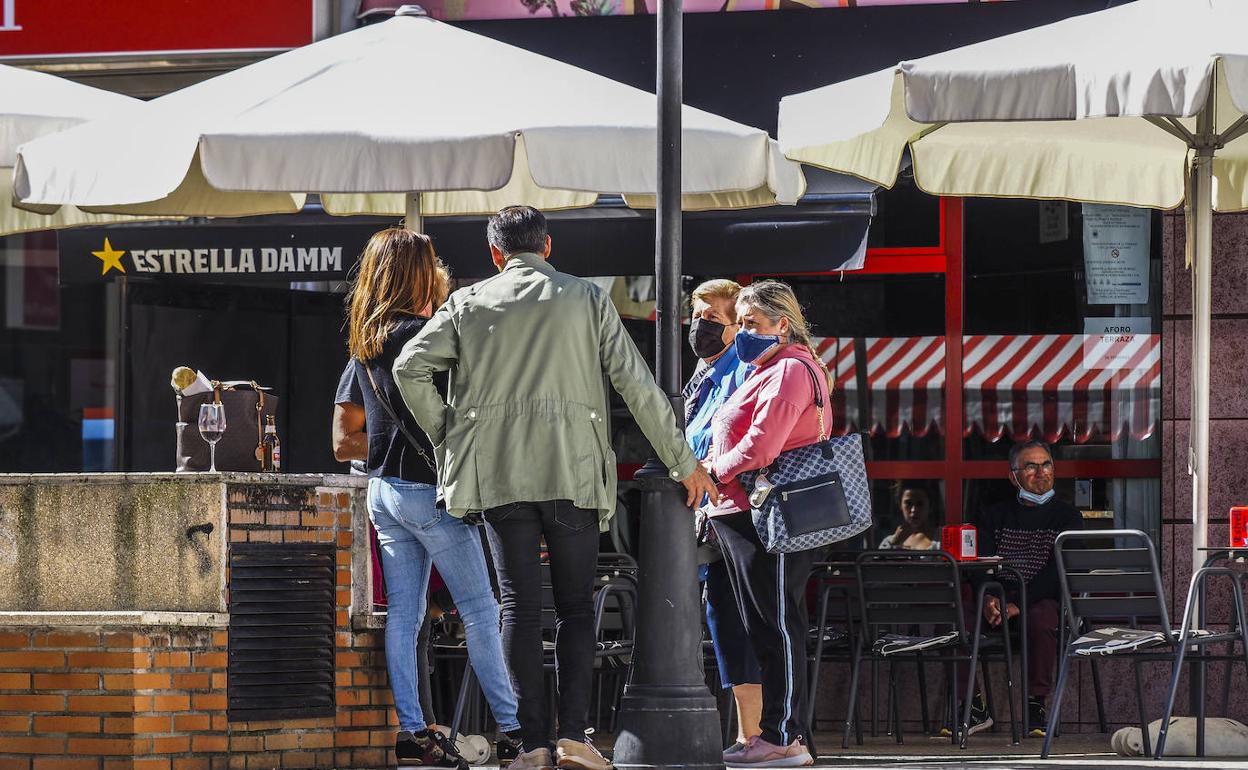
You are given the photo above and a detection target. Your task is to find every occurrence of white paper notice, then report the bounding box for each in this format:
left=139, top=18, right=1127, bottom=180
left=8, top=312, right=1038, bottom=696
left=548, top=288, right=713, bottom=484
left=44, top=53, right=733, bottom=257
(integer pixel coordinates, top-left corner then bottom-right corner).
left=1082, top=316, right=1153, bottom=369
left=1082, top=204, right=1151, bottom=305
left=1039, top=201, right=1069, bottom=244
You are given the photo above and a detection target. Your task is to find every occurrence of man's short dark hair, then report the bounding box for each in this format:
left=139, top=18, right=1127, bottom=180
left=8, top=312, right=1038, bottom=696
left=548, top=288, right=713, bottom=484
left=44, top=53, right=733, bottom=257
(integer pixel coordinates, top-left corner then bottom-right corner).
left=487, top=206, right=548, bottom=256
left=1008, top=439, right=1052, bottom=470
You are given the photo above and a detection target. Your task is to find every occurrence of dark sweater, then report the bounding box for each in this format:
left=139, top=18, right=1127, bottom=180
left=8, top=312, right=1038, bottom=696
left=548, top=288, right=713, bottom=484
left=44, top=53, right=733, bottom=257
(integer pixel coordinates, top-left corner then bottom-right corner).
left=972, top=496, right=1083, bottom=603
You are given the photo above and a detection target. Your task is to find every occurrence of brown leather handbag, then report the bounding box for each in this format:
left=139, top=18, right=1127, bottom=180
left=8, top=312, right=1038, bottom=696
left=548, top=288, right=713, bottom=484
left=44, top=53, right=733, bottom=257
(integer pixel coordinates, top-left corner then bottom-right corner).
left=176, top=381, right=280, bottom=472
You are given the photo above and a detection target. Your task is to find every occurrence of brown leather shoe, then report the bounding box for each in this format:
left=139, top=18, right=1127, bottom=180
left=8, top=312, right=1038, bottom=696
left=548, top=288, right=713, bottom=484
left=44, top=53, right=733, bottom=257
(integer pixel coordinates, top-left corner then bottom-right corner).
left=509, top=747, right=554, bottom=770
left=555, top=738, right=613, bottom=770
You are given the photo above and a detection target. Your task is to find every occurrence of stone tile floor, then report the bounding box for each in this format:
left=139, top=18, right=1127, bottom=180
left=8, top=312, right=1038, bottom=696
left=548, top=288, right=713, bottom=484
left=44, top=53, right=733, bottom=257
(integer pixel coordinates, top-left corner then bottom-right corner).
left=804, top=732, right=1245, bottom=767
left=557, top=733, right=1248, bottom=768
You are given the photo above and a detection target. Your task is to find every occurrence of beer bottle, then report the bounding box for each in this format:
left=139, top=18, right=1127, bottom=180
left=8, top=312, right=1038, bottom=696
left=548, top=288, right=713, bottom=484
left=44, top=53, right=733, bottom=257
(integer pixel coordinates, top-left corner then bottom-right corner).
left=262, top=416, right=281, bottom=472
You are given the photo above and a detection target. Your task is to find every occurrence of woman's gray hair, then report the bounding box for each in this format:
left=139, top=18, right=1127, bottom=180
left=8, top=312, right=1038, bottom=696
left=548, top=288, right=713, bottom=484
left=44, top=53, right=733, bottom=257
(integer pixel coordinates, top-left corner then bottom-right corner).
left=736, top=280, right=832, bottom=390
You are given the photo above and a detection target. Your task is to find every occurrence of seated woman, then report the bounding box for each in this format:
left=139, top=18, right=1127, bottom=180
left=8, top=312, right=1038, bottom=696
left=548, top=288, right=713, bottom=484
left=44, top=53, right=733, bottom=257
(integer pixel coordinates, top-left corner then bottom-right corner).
left=878, top=480, right=940, bottom=551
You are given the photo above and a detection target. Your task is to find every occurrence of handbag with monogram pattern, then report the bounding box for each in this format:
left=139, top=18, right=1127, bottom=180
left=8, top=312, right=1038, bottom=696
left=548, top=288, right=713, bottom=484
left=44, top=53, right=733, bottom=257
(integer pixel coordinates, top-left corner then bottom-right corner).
left=738, top=360, right=871, bottom=553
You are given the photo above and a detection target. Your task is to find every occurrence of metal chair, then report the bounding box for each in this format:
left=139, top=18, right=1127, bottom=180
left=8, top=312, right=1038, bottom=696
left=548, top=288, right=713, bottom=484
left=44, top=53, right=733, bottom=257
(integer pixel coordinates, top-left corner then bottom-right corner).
left=439, top=555, right=639, bottom=740
left=1043, top=529, right=1246, bottom=759
left=846, top=550, right=1019, bottom=749
left=806, top=568, right=859, bottom=735
left=1153, top=564, right=1248, bottom=757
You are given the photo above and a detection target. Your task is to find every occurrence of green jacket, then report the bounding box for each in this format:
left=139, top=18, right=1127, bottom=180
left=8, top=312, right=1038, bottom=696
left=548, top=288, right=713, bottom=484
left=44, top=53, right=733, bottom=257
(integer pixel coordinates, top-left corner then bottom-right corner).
left=393, top=251, right=696, bottom=521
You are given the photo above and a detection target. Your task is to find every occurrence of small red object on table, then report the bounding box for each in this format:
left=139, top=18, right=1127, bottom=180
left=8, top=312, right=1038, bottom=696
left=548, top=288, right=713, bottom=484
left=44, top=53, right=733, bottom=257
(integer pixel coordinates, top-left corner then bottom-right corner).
left=1230, top=507, right=1248, bottom=548
left=942, top=524, right=978, bottom=561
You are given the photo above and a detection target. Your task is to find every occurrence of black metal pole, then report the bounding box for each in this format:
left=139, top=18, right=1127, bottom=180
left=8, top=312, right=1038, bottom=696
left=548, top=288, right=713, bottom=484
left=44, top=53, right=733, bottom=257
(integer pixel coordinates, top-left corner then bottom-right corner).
left=612, top=0, right=723, bottom=767
left=654, top=0, right=683, bottom=411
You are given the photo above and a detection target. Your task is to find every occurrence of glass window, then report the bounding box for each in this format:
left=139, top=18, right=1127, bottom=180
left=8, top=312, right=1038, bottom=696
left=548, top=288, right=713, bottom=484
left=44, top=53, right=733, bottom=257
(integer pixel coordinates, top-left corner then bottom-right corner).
left=963, top=477, right=1160, bottom=548
left=0, top=232, right=117, bottom=472
left=870, top=478, right=946, bottom=550
left=126, top=281, right=348, bottom=473
left=963, top=199, right=1162, bottom=463
left=867, top=173, right=942, bottom=249
left=770, top=274, right=947, bottom=461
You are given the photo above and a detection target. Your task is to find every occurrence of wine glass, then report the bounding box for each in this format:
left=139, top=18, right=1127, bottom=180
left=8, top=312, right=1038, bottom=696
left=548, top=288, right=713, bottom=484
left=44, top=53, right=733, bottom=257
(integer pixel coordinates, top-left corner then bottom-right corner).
left=198, top=403, right=227, bottom=473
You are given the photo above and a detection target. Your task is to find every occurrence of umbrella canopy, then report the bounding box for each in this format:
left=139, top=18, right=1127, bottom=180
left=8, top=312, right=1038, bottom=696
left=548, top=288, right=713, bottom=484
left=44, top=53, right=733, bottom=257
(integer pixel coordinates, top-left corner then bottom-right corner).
left=779, top=0, right=1248, bottom=210
left=0, top=63, right=166, bottom=236
left=14, top=11, right=804, bottom=220
left=777, top=0, right=1247, bottom=581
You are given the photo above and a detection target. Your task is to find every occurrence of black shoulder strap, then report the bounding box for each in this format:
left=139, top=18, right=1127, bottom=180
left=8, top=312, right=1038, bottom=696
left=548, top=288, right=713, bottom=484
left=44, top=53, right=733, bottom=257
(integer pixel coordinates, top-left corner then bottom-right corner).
left=794, top=358, right=828, bottom=441
left=362, top=362, right=437, bottom=475
left=795, top=359, right=825, bottom=408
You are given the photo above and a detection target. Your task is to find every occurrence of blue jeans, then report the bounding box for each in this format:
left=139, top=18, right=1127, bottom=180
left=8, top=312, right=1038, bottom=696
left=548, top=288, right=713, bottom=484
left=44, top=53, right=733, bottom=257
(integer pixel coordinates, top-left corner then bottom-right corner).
left=368, top=477, right=520, bottom=734
left=700, top=560, right=763, bottom=689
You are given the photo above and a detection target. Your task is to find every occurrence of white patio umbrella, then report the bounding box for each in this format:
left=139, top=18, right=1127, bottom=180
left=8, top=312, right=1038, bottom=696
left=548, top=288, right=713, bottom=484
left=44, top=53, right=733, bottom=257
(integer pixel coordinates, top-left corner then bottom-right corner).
left=14, top=7, right=803, bottom=227
left=0, top=63, right=167, bottom=236
left=779, top=0, right=1248, bottom=576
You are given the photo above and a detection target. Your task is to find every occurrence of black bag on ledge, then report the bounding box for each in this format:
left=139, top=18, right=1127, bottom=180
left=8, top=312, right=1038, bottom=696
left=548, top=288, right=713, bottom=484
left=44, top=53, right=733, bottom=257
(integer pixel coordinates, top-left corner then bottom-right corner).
left=176, top=381, right=280, bottom=472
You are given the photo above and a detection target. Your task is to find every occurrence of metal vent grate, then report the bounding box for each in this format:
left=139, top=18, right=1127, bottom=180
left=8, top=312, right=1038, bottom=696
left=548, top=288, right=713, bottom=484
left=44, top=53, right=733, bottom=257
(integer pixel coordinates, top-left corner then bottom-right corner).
left=228, top=543, right=336, bottom=722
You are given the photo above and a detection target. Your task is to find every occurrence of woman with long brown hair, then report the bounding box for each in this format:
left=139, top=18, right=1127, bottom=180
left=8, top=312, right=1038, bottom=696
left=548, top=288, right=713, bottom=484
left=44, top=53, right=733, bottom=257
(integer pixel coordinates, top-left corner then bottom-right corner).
left=345, top=228, right=519, bottom=769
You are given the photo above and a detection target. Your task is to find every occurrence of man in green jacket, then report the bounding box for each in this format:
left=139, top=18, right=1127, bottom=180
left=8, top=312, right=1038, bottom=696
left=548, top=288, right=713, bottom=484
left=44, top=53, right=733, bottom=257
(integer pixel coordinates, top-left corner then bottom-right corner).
left=393, top=205, right=716, bottom=770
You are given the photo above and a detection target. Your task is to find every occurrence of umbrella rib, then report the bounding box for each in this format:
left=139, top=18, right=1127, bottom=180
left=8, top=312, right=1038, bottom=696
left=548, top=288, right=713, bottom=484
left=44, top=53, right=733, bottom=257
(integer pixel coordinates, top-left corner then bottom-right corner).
left=1144, top=116, right=1196, bottom=148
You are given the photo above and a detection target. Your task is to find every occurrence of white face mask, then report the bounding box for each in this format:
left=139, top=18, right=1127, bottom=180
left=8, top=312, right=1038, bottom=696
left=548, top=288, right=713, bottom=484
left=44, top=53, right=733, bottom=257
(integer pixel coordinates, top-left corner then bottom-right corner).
left=1012, top=470, right=1055, bottom=505
left=1018, top=488, right=1056, bottom=506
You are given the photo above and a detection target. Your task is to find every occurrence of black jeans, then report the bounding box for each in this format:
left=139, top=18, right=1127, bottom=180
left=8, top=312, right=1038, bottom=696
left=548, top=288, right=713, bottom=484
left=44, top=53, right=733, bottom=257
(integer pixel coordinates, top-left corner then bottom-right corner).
left=711, top=510, right=816, bottom=747
left=483, top=500, right=599, bottom=748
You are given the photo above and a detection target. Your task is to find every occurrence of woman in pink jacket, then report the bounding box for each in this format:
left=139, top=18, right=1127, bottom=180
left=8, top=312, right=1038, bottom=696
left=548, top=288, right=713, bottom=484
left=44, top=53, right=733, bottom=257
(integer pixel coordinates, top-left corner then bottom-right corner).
left=702, top=281, right=831, bottom=768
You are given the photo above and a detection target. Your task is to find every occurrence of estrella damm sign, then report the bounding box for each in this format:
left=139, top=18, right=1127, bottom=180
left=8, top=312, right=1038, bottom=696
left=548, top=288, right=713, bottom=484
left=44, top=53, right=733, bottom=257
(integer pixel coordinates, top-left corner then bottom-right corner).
left=58, top=224, right=384, bottom=285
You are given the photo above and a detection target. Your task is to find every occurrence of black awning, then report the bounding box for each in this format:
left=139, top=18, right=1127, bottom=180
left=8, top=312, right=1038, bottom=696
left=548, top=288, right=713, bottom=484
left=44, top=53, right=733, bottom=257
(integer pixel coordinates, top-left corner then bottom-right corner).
left=56, top=195, right=872, bottom=285
left=429, top=197, right=872, bottom=279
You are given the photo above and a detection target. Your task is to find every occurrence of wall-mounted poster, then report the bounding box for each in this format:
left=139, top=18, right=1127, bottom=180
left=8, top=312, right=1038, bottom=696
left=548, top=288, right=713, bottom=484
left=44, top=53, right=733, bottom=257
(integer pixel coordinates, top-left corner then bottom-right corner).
left=1082, top=204, right=1151, bottom=305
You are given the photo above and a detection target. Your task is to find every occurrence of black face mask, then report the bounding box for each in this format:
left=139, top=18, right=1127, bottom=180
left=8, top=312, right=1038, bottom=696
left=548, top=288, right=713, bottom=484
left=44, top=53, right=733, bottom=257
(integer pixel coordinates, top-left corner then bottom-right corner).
left=688, top=317, right=729, bottom=359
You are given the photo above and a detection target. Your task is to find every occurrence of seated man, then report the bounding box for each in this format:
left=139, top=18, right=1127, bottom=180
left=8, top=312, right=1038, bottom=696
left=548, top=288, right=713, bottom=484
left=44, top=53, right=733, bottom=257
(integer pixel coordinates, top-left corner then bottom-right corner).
left=972, top=439, right=1082, bottom=737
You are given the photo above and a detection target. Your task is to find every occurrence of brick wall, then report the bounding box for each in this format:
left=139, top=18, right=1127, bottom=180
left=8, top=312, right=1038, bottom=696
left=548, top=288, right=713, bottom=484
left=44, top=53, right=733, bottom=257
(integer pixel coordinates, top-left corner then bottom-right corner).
left=0, top=479, right=397, bottom=770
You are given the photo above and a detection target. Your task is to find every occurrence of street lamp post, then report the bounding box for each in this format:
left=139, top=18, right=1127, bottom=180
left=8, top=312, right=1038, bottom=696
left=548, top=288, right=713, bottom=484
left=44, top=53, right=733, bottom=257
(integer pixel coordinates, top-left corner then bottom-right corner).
left=611, top=0, right=725, bottom=767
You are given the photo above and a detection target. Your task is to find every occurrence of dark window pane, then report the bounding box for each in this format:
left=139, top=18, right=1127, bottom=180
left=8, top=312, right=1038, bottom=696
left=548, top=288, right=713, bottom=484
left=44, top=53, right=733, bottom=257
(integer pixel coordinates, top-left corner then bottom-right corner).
left=962, top=199, right=1162, bottom=462
left=867, top=174, right=942, bottom=249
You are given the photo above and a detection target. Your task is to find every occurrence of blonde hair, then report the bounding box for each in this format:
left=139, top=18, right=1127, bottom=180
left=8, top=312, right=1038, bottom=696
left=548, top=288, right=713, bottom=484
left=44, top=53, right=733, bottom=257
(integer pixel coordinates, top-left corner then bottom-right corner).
left=347, top=228, right=449, bottom=362
left=691, top=278, right=742, bottom=306
left=736, top=280, right=833, bottom=390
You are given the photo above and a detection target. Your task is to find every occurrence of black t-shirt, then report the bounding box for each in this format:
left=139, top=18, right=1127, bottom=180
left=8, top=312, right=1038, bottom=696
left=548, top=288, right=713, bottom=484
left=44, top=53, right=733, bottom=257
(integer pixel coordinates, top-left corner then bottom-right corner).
left=972, top=496, right=1084, bottom=603
left=335, top=360, right=363, bottom=406
left=350, top=318, right=443, bottom=484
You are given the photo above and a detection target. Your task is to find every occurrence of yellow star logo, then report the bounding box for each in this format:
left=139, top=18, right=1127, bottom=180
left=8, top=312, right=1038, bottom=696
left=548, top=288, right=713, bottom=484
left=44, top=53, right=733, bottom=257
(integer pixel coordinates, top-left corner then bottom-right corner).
left=92, top=238, right=127, bottom=276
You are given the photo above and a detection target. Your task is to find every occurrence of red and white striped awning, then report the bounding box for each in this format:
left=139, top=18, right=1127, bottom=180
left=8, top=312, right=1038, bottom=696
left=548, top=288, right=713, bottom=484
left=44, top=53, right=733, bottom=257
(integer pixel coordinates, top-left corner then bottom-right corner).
left=816, top=336, right=946, bottom=439
left=962, top=333, right=1160, bottom=443
left=812, top=333, right=1160, bottom=444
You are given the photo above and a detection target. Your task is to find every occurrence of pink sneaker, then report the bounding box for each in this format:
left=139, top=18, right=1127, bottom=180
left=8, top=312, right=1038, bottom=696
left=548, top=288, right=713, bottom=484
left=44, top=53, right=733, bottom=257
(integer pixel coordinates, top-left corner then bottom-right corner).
left=723, top=735, right=812, bottom=768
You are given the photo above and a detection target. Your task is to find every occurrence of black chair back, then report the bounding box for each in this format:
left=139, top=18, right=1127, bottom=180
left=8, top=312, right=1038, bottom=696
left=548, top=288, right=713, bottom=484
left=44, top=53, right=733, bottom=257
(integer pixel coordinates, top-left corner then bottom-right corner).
left=1053, top=529, right=1171, bottom=634
left=854, top=550, right=967, bottom=638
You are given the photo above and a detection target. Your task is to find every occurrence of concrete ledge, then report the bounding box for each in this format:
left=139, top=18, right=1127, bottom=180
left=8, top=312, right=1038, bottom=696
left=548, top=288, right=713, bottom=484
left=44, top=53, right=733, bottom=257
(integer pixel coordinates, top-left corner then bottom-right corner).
left=0, top=472, right=366, bottom=487
left=0, top=610, right=228, bottom=627
left=351, top=611, right=387, bottom=630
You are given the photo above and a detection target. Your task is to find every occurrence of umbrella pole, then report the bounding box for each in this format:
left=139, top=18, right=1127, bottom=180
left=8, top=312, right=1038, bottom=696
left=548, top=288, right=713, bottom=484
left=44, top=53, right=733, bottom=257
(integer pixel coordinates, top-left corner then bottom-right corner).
left=405, top=192, right=423, bottom=231
left=613, top=0, right=724, bottom=767
left=1189, top=98, right=1214, bottom=579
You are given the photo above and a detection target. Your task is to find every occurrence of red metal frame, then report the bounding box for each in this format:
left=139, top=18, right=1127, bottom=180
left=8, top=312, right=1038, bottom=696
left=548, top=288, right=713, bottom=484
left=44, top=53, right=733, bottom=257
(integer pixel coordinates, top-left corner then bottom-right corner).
left=941, top=198, right=965, bottom=520
left=860, top=198, right=1160, bottom=523
left=738, top=196, right=1159, bottom=523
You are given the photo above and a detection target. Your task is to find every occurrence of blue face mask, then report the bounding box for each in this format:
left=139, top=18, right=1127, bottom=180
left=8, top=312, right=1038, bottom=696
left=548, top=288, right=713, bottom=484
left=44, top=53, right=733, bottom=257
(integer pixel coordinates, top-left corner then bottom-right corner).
left=735, top=329, right=783, bottom=363
left=1018, top=488, right=1055, bottom=505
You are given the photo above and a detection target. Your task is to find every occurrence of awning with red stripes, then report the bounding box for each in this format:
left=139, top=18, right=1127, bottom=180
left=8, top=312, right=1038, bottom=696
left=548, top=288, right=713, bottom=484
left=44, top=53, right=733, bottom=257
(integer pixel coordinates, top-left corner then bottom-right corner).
left=816, top=336, right=946, bottom=439
left=813, top=334, right=1160, bottom=444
